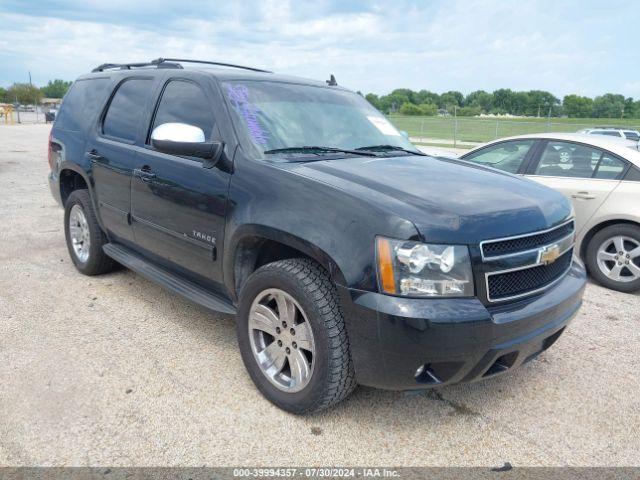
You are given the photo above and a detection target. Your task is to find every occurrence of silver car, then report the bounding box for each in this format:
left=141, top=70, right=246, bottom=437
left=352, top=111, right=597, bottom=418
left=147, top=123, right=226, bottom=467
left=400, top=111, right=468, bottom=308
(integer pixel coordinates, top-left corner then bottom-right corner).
left=459, top=133, right=640, bottom=293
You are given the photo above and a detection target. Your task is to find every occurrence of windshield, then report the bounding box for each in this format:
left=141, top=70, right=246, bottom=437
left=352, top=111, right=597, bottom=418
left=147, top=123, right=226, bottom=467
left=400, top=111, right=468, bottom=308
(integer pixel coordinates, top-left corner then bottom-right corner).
left=222, top=80, right=417, bottom=159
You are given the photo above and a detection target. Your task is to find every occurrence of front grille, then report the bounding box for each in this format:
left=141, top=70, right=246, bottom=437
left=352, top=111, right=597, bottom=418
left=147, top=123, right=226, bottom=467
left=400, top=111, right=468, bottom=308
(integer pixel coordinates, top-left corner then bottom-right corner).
left=487, top=250, right=572, bottom=301
left=482, top=221, right=574, bottom=258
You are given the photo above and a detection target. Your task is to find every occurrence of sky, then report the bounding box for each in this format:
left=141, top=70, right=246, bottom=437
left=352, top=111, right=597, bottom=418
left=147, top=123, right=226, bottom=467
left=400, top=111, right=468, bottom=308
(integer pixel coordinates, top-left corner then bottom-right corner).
left=0, top=0, right=638, bottom=98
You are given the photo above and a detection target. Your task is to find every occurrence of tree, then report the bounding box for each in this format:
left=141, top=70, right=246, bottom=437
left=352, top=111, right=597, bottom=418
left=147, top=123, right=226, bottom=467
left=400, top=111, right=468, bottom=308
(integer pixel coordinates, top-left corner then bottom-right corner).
left=511, top=91, right=530, bottom=115
left=41, top=79, right=72, bottom=99
left=7, top=83, right=42, bottom=105
left=465, top=90, right=493, bottom=112
left=527, top=90, right=560, bottom=116
left=492, top=88, right=515, bottom=113
left=418, top=103, right=437, bottom=116
left=592, top=94, right=625, bottom=118
left=439, top=91, right=464, bottom=109
left=365, top=93, right=381, bottom=110
left=562, top=95, right=594, bottom=118
left=0, top=87, right=7, bottom=103
left=399, top=102, right=422, bottom=115
left=623, top=97, right=637, bottom=119
left=415, top=90, right=440, bottom=106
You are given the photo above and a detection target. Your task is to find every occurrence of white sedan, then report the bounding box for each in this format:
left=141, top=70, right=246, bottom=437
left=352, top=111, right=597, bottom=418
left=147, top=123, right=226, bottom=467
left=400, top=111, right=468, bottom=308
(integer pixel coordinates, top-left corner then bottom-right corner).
left=458, top=133, right=640, bottom=293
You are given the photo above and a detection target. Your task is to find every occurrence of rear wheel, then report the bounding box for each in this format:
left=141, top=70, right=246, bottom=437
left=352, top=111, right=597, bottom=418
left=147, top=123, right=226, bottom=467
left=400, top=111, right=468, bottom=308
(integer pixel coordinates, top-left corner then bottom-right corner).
left=586, top=224, right=640, bottom=293
left=237, top=258, right=356, bottom=414
left=64, top=189, right=116, bottom=276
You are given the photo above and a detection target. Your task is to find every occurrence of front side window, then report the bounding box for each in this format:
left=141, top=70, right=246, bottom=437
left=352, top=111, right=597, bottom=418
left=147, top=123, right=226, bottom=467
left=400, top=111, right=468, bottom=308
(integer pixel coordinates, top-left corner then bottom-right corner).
left=221, top=81, right=417, bottom=159
left=152, top=80, right=214, bottom=138
left=102, top=78, right=152, bottom=142
left=462, top=140, right=534, bottom=174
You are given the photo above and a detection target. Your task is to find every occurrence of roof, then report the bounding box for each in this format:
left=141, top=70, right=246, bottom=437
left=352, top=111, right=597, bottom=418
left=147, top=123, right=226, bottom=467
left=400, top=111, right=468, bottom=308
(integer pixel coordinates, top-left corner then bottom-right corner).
left=466, top=132, right=640, bottom=167
left=82, top=58, right=342, bottom=90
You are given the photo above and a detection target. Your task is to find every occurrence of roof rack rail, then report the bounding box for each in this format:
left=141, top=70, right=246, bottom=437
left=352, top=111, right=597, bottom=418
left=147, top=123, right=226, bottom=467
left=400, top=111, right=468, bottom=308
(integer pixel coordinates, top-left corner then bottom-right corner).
left=150, top=58, right=272, bottom=73
left=91, top=61, right=182, bottom=72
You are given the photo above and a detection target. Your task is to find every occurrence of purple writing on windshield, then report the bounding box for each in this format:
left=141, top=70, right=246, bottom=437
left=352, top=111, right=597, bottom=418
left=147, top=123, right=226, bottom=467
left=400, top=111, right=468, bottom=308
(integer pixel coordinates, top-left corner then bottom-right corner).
left=227, top=85, right=268, bottom=145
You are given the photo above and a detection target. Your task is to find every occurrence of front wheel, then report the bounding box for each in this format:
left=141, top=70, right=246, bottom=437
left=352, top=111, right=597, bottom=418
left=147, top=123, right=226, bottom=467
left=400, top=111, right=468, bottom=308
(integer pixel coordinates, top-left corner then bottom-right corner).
left=236, top=259, right=356, bottom=414
left=585, top=224, right=640, bottom=293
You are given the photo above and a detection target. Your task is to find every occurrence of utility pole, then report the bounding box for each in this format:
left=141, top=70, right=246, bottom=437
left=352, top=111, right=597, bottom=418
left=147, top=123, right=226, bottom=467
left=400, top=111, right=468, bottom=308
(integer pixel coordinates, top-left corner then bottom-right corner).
left=15, top=94, right=20, bottom=124
left=453, top=105, right=458, bottom=149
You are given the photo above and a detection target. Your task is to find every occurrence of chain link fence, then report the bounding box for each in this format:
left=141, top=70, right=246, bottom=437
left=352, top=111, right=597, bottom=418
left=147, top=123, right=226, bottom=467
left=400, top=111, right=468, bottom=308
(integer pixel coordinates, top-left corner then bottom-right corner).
left=388, top=115, right=640, bottom=149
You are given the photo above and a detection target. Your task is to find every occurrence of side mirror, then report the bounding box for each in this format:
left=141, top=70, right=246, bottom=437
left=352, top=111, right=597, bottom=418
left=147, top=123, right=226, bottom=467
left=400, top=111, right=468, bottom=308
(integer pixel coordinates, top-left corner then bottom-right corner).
left=151, top=122, right=224, bottom=168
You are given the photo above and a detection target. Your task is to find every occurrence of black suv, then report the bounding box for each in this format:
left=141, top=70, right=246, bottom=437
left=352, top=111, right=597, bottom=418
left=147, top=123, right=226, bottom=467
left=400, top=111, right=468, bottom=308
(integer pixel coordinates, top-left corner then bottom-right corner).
left=48, top=58, right=586, bottom=413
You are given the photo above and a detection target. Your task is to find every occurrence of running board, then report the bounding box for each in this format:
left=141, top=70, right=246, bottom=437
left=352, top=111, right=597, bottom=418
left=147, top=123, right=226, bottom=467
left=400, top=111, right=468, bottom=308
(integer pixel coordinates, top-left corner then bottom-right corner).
left=103, top=243, right=237, bottom=315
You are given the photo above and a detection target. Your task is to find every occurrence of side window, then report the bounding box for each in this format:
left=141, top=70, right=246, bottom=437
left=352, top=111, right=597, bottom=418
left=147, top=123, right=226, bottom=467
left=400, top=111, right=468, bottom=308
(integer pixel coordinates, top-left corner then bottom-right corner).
left=151, top=80, right=214, bottom=138
left=56, top=78, right=110, bottom=132
left=592, top=131, right=621, bottom=137
left=534, top=141, right=602, bottom=178
left=463, top=140, right=534, bottom=174
left=594, top=154, right=627, bottom=180
left=102, top=78, right=152, bottom=142
left=623, top=131, right=639, bottom=141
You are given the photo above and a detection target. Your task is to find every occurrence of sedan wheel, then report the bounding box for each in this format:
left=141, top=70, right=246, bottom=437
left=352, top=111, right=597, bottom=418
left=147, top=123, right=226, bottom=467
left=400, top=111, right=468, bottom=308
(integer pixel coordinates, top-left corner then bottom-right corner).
left=596, top=236, right=640, bottom=283
left=586, top=224, right=640, bottom=293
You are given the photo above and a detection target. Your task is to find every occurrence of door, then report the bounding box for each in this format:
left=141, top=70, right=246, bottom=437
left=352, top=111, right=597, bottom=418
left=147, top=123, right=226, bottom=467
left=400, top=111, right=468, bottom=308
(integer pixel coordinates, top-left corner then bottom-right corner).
left=88, top=77, right=154, bottom=243
left=524, top=140, right=628, bottom=235
left=131, top=78, right=230, bottom=285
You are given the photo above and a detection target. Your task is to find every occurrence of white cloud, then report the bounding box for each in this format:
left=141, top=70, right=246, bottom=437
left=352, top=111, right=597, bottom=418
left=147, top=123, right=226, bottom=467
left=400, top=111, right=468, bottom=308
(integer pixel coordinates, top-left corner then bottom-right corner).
left=1, top=0, right=638, bottom=98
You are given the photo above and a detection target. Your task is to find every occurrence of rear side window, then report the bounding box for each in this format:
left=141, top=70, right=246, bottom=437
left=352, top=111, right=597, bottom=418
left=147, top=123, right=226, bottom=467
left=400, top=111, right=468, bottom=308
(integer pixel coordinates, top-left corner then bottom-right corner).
left=102, top=78, right=152, bottom=142
left=55, top=78, right=110, bottom=132
left=623, top=131, right=639, bottom=141
left=591, top=130, right=621, bottom=137
left=151, top=80, right=214, bottom=138
left=593, top=154, right=627, bottom=180
left=534, top=140, right=627, bottom=180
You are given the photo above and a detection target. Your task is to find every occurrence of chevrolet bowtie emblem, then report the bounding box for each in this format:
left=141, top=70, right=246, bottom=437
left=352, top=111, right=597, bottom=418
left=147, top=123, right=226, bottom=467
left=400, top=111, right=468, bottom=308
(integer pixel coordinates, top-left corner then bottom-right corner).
left=539, top=244, right=561, bottom=265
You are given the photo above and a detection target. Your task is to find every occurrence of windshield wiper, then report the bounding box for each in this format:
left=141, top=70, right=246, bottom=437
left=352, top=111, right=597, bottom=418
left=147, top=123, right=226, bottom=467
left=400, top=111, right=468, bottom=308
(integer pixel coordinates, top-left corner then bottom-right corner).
left=355, top=144, right=427, bottom=156
left=264, top=146, right=376, bottom=157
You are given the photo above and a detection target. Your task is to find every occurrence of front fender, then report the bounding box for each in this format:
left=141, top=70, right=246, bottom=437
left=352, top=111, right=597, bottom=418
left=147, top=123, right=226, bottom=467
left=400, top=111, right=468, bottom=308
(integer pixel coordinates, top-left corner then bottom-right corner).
left=223, top=155, right=420, bottom=295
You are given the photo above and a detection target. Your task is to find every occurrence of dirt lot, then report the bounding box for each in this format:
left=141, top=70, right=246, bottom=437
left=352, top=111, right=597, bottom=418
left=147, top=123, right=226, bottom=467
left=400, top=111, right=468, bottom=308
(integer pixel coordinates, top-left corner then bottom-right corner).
left=0, top=124, right=638, bottom=467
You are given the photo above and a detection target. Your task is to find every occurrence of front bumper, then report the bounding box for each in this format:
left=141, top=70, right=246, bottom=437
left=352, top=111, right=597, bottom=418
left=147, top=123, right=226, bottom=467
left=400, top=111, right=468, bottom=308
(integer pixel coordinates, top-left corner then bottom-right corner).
left=338, top=259, right=586, bottom=390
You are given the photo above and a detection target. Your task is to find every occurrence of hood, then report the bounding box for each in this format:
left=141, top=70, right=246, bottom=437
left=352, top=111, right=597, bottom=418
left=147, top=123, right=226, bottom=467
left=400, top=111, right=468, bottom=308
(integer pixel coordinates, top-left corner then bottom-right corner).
left=287, top=155, right=572, bottom=244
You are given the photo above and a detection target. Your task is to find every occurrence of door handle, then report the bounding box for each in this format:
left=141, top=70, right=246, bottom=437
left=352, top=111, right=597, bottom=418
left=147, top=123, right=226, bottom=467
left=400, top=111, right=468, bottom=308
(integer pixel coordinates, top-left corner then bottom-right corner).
left=86, top=150, right=103, bottom=161
left=571, top=191, right=595, bottom=200
left=134, top=167, right=156, bottom=182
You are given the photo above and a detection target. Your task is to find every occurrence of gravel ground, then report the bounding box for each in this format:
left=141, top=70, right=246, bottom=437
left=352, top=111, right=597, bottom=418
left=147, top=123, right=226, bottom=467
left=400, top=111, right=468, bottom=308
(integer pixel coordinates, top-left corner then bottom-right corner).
left=0, top=124, right=638, bottom=467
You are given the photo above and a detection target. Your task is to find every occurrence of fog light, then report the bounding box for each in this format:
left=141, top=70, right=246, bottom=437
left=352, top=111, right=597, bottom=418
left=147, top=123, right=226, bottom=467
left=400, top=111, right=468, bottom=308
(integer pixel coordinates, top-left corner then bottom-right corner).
left=414, top=364, right=425, bottom=378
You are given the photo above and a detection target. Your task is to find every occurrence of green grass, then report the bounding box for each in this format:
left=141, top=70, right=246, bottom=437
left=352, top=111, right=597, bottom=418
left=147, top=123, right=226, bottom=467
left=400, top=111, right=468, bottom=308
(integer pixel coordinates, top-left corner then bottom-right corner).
left=413, top=142, right=473, bottom=150
left=388, top=114, right=640, bottom=144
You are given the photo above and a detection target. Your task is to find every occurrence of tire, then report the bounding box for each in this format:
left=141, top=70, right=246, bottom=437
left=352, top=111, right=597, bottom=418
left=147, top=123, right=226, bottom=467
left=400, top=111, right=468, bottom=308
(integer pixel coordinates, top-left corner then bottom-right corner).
left=237, top=258, right=356, bottom=414
left=585, top=224, right=640, bottom=293
left=64, top=189, right=116, bottom=276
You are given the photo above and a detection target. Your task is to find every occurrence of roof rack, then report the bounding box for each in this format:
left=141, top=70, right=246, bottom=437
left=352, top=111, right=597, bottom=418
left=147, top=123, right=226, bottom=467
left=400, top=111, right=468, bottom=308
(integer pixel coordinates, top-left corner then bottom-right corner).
left=150, top=58, right=272, bottom=73
left=92, top=61, right=182, bottom=72
left=91, top=58, right=272, bottom=74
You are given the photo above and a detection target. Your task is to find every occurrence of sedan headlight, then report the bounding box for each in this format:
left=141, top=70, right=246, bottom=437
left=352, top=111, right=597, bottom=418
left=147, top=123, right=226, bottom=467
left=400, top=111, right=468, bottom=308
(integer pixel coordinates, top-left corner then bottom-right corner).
left=376, top=237, right=474, bottom=297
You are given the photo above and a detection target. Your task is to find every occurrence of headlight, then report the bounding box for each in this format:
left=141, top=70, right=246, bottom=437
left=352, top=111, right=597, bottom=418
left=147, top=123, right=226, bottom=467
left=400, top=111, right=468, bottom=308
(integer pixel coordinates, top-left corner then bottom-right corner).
left=376, top=237, right=474, bottom=297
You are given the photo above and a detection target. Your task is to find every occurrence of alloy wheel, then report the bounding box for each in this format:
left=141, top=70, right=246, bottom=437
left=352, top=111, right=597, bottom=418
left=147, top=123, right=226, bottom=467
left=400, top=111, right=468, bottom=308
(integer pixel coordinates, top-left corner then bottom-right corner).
left=68, top=204, right=91, bottom=263
left=596, top=235, right=640, bottom=283
left=248, top=288, right=316, bottom=393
